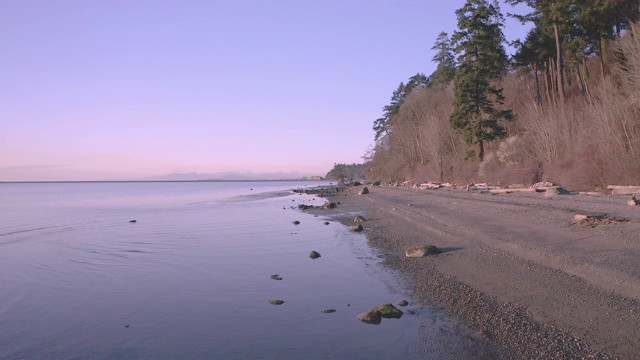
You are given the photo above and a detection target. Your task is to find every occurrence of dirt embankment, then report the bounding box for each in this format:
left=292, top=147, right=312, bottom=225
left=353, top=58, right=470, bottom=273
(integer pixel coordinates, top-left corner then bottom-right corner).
left=320, top=185, right=640, bottom=359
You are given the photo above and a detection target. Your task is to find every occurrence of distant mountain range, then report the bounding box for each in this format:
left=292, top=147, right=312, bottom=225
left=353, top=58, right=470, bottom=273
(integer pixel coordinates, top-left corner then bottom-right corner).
left=142, top=172, right=323, bottom=181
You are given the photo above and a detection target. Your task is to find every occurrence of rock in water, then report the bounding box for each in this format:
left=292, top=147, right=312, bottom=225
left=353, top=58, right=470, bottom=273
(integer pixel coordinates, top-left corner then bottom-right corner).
left=405, top=245, right=441, bottom=258
left=292, top=220, right=300, bottom=225
left=348, top=224, right=363, bottom=232
left=268, top=299, right=284, bottom=305
left=395, top=300, right=409, bottom=307
left=371, top=304, right=403, bottom=319
left=353, top=215, right=366, bottom=222
left=320, top=309, right=336, bottom=313
left=359, top=187, right=369, bottom=195
left=270, top=275, right=283, bottom=281
left=309, top=250, right=321, bottom=259
left=356, top=310, right=382, bottom=325
left=129, top=220, right=137, bottom=223
left=323, top=222, right=330, bottom=225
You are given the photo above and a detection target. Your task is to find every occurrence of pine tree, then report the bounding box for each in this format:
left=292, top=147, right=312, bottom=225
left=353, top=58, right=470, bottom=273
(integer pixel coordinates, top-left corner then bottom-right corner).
left=430, top=32, right=456, bottom=86
left=373, top=73, right=430, bottom=141
left=450, top=0, right=513, bottom=161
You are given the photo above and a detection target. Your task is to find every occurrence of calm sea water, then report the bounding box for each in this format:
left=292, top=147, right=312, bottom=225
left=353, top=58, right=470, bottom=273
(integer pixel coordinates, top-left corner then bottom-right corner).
left=0, top=181, right=477, bottom=359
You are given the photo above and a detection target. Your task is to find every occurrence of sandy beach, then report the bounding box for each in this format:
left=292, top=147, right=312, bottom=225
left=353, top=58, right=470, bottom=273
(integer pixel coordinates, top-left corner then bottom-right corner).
left=315, top=185, right=640, bottom=359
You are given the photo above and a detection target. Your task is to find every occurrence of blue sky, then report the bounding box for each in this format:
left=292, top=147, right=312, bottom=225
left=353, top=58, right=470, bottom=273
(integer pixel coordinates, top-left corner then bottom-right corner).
left=1, top=0, right=530, bottom=181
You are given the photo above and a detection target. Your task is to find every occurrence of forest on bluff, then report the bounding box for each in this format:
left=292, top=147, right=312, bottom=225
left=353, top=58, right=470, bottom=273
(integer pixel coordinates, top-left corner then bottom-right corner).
left=358, top=0, right=640, bottom=190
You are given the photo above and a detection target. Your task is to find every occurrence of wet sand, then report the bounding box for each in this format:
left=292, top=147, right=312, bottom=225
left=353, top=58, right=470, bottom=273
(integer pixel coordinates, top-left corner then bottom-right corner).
left=316, top=185, right=640, bottom=359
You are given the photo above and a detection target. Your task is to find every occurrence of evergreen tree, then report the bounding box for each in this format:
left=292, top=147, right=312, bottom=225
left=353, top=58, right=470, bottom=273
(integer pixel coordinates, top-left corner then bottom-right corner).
left=373, top=73, right=430, bottom=141
left=450, top=0, right=512, bottom=161
left=430, top=32, right=457, bottom=86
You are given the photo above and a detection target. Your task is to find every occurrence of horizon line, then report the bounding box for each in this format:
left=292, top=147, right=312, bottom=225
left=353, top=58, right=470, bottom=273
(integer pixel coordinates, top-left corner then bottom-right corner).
left=0, top=179, right=330, bottom=184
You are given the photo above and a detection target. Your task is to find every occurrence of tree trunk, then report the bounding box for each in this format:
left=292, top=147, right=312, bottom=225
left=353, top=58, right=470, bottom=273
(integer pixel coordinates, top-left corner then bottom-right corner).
left=581, top=57, right=593, bottom=105
left=478, top=139, right=485, bottom=162
left=598, top=34, right=606, bottom=82
left=554, top=22, right=566, bottom=104
left=531, top=62, right=542, bottom=106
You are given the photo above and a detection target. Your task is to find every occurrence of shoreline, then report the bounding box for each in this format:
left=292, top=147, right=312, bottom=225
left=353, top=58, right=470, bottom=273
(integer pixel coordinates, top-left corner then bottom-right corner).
left=310, top=184, right=640, bottom=359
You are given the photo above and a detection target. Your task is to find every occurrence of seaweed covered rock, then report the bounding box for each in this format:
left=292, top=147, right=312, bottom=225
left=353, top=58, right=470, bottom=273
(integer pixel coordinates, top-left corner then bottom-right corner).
left=371, top=303, right=403, bottom=319
left=359, top=187, right=370, bottom=195
left=309, top=250, right=321, bottom=259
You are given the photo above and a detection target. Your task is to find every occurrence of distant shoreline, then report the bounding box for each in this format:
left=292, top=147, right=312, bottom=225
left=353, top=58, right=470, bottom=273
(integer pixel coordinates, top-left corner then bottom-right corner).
left=0, top=179, right=331, bottom=184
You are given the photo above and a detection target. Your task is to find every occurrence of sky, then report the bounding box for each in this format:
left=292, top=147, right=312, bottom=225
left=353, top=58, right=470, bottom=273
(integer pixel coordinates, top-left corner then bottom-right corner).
left=1, top=0, right=531, bottom=181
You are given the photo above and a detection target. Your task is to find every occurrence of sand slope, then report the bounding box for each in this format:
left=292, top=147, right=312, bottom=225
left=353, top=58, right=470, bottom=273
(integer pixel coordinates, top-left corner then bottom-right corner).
left=325, top=185, right=640, bottom=359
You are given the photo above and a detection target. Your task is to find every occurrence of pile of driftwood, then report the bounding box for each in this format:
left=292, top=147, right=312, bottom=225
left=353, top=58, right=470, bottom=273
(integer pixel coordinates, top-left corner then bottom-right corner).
left=384, top=180, right=640, bottom=203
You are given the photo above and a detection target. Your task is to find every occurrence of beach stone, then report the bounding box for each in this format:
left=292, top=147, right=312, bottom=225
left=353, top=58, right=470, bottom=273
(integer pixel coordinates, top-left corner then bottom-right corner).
left=292, top=220, right=300, bottom=225
left=320, top=309, right=336, bottom=313
left=352, top=181, right=362, bottom=186
left=268, top=299, right=284, bottom=305
left=405, top=245, right=441, bottom=258
left=356, top=310, right=382, bottom=324
left=574, top=214, right=589, bottom=222
left=321, top=202, right=337, bottom=209
left=309, top=250, right=321, bottom=259
left=270, top=274, right=283, bottom=281
left=298, top=204, right=313, bottom=210
left=545, top=186, right=569, bottom=197
left=359, top=187, right=370, bottom=195
left=395, top=299, right=409, bottom=307
left=354, top=215, right=366, bottom=222
left=348, top=224, right=364, bottom=232
left=371, top=303, right=404, bottom=319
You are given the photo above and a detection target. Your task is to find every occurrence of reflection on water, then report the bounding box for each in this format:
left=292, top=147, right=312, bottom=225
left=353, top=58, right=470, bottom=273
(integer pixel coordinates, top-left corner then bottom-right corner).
left=0, top=181, right=472, bottom=359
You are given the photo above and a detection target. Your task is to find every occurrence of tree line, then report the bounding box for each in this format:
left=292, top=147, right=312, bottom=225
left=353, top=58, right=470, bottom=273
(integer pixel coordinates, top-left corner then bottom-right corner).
left=366, top=0, right=640, bottom=190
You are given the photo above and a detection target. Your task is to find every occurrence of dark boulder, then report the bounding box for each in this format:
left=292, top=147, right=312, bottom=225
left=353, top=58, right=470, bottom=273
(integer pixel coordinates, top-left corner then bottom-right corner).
left=321, top=202, right=337, bottom=209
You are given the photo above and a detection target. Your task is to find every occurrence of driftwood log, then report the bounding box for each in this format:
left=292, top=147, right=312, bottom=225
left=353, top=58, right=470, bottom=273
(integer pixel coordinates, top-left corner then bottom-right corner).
left=607, top=185, right=640, bottom=196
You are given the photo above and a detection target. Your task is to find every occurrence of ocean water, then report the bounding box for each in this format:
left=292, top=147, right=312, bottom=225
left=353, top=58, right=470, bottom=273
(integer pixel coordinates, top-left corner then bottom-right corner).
left=0, top=181, right=451, bottom=359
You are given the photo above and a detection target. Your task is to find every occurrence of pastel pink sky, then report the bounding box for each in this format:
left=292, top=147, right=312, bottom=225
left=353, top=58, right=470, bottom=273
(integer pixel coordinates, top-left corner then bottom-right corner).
left=1, top=0, right=530, bottom=181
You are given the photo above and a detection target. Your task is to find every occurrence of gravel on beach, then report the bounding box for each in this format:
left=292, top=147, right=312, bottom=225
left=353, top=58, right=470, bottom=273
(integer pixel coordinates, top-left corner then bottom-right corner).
left=312, top=184, right=640, bottom=359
